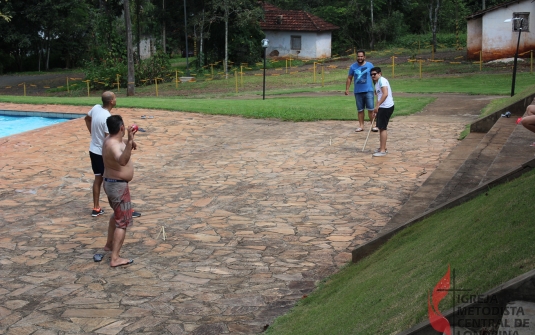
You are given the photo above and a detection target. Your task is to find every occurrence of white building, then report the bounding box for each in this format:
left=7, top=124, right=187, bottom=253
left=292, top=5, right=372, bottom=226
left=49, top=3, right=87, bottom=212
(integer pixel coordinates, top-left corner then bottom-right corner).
left=260, top=3, right=339, bottom=59
left=467, top=0, right=535, bottom=61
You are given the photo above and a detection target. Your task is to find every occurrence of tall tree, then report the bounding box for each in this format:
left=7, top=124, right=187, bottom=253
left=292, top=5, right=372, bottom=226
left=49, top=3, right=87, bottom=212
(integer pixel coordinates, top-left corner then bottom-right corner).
left=0, top=0, right=10, bottom=22
left=428, top=0, right=440, bottom=53
left=124, top=0, right=135, bottom=96
left=210, top=0, right=262, bottom=78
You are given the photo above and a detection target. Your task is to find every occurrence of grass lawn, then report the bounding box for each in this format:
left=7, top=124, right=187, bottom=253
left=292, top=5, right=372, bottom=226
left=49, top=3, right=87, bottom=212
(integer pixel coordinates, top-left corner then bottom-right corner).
left=265, top=169, right=535, bottom=335
left=0, top=95, right=432, bottom=122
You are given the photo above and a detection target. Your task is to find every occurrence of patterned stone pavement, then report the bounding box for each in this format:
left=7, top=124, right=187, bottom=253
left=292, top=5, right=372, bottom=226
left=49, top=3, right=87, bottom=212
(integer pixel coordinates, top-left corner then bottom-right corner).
left=0, top=99, right=480, bottom=334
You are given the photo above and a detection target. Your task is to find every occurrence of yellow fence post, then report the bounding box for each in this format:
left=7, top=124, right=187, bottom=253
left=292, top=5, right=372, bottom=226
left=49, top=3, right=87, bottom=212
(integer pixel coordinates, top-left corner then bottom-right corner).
left=321, top=64, right=324, bottom=87
left=313, top=62, right=316, bottom=83
left=84, top=80, right=90, bottom=97
left=175, top=70, right=178, bottom=89
left=116, top=74, right=120, bottom=92
left=154, top=78, right=159, bottom=97
left=235, top=69, right=238, bottom=93
left=419, top=60, right=423, bottom=79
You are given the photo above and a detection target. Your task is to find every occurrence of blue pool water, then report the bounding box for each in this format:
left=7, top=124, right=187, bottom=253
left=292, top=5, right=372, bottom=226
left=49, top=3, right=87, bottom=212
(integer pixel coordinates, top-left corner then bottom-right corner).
left=0, top=115, right=71, bottom=138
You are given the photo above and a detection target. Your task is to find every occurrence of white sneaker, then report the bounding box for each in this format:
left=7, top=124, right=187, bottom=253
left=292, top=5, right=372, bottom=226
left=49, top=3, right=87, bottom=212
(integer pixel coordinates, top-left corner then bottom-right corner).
left=373, top=148, right=388, bottom=153
left=373, top=151, right=387, bottom=157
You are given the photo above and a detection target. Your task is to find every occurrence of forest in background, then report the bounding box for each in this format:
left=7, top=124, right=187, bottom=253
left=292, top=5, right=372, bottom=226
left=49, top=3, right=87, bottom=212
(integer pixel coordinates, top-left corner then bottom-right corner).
left=0, top=0, right=507, bottom=74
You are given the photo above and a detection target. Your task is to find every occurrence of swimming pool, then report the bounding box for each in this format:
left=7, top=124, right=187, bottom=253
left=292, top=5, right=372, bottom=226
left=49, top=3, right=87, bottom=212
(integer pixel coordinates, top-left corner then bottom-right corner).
left=0, top=111, right=84, bottom=138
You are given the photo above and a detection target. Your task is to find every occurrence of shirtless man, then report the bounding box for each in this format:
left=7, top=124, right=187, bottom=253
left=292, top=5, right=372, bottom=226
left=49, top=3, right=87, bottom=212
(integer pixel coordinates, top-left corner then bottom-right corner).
left=102, top=115, right=138, bottom=267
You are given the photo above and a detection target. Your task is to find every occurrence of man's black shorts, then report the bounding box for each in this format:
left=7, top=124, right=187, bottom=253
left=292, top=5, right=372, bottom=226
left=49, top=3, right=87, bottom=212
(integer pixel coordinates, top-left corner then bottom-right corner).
left=376, top=105, right=395, bottom=130
left=89, top=151, right=104, bottom=176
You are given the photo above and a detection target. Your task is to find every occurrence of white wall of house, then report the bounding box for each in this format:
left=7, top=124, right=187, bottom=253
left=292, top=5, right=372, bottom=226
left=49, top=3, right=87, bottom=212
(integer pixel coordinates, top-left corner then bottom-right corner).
left=315, top=32, right=332, bottom=59
left=468, top=0, right=535, bottom=61
left=264, top=31, right=332, bottom=59
left=138, top=37, right=154, bottom=60
left=467, top=18, right=482, bottom=56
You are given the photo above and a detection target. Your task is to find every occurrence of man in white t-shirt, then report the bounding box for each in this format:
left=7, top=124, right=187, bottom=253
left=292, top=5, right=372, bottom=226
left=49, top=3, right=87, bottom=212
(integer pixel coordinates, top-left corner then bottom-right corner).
left=85, top=92, right=115, bottom=216
left=370, top=67, right=394, bottom=157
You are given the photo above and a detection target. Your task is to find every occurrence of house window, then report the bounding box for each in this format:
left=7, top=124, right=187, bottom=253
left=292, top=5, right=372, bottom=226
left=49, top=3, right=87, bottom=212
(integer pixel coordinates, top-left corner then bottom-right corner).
left=512, top=12, right=529, bottom=32
left=291, top=36, right=301, bottom=50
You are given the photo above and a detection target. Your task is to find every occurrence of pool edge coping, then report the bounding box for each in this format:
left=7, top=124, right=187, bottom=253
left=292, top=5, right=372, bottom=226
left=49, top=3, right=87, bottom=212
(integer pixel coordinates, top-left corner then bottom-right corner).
left=0, top=110, right=85, bottom=119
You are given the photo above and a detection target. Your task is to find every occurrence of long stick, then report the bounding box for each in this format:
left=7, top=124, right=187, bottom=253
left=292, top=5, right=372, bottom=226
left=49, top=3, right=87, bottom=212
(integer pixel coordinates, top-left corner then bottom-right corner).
left=362, top=117, right=376, bottom=152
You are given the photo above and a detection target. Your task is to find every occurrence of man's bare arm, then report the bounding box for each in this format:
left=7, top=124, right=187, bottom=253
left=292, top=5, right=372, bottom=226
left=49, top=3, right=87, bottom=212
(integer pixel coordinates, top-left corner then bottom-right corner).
left=373, top=86, right=389, bottom=114
left=345, top=76, right=353, bottom=95
left=84, top=115, right=92, bottom=133
left=114, top=126, right=135, bottom=166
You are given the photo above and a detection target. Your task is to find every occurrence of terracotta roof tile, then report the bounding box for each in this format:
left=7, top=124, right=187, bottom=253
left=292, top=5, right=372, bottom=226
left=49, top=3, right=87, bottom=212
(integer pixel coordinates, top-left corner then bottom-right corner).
left=260, top=2, right=339, bottom=32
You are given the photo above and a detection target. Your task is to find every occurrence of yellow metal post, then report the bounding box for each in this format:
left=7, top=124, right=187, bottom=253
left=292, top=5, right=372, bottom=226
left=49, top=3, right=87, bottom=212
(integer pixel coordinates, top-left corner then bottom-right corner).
left=285, top=59, right=288, bottom=74
left=321, top=64, right=324, bottom=87
left=155, top=78, right=158, bottom=97
left=175, top=70, right=178, bottom=89
left=235, top=70, right=238, bottom=93
left=419, top=60, right=423, bottom=79
left=240, top=65, right=244, bottom=87
left=116, top=74, right=120, bottom=92
left=85, top=80, right=90, bottom=96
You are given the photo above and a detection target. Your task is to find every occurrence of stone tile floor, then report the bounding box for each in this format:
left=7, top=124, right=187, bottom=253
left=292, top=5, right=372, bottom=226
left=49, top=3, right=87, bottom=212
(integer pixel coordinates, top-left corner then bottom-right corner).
left=0, top=100, right=476, bottom=334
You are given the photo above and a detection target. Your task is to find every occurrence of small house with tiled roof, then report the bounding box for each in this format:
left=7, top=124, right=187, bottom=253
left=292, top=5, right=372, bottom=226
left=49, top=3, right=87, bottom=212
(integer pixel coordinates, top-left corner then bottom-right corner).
left=466, top=0, right=535, bottom=61
left=260, top=2, right=339, bottom=59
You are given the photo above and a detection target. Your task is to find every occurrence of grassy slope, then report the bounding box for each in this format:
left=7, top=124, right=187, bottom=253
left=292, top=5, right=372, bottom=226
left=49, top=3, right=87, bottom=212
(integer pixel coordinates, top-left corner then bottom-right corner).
left=266, top=169, right=535, bottom=335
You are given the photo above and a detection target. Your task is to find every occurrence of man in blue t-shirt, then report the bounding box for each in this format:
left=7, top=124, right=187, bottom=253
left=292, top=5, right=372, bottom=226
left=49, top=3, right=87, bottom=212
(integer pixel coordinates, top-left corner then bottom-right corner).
left=345, top=50, right=376, bottom=133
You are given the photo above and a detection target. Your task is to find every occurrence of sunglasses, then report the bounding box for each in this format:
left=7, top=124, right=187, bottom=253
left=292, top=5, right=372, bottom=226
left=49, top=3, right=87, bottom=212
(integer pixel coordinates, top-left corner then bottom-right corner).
left=370, top=73, right=378, bottom=76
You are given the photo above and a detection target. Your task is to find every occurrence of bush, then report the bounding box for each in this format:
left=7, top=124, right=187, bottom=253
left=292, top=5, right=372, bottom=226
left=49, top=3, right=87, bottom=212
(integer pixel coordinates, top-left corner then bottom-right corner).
left=393, top=33, right=467, bottom=50
left=83, top=52, right=172, bottom=90
left=135, top=52, right=171, bottom=83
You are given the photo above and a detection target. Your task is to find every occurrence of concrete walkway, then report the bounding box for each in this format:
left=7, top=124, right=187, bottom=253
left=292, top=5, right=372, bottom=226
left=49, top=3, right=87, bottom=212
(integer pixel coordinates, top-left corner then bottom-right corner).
left=0, top=95, right=491, bottom=334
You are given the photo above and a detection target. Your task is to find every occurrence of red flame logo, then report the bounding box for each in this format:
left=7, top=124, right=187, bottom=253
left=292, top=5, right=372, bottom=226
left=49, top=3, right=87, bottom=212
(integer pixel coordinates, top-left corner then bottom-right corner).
left=428, top=265, right=451, bottom=335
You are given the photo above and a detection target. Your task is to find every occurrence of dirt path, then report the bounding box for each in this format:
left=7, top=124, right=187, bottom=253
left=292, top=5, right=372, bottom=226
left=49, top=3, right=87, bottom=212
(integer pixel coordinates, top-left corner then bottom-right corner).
left=0, top=72, right=85, bottom=95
